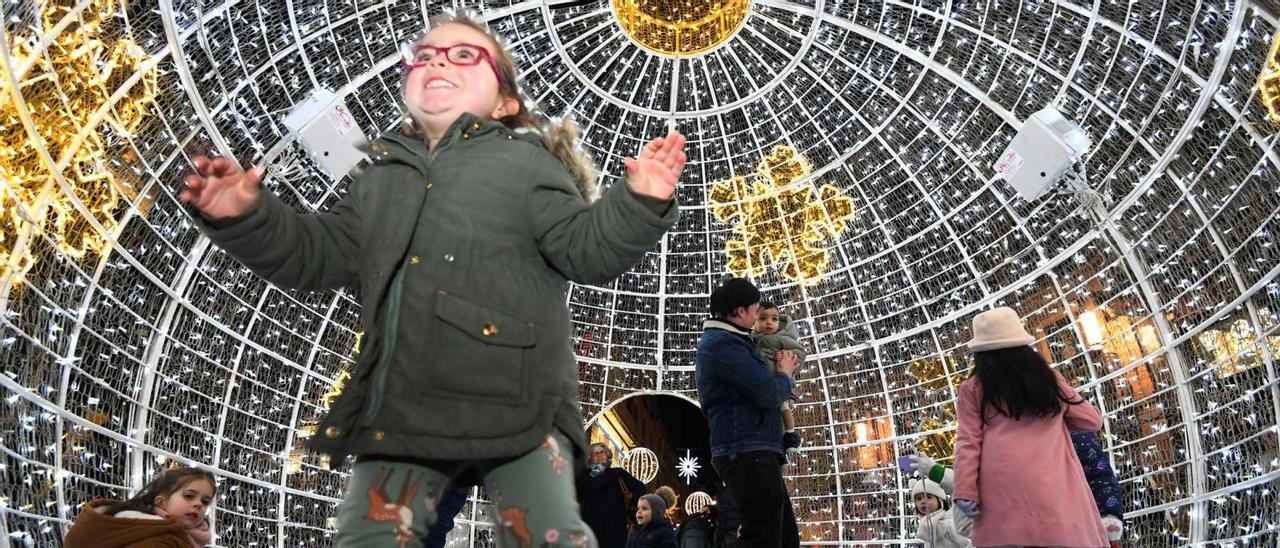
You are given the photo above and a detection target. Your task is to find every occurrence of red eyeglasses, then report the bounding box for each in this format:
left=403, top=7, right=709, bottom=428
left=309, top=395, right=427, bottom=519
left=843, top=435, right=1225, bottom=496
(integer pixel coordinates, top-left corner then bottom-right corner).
left=401, top=43, right=508, bottom=88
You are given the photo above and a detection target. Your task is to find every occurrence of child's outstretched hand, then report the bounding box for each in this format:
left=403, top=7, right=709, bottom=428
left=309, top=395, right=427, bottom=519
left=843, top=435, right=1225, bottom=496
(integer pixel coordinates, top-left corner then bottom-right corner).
left=624, top=131, right=686, bottom=201
left=180, top=156, right=265, bottom=221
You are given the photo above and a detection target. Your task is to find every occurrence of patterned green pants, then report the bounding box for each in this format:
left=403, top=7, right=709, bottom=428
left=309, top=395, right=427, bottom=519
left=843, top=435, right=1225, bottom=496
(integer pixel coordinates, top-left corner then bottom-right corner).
left=335, top=430, right=597, bottom=548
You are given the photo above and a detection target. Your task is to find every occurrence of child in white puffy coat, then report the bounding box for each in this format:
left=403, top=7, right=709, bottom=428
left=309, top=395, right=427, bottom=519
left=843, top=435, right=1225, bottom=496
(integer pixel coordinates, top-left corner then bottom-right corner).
left=907, top=454, right=973, bottom=547
left=911, top=477, right=971, bottom=548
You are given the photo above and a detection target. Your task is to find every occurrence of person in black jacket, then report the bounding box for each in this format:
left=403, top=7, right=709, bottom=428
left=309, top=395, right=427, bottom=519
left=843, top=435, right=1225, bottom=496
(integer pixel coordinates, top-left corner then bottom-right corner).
left=577, top=443, right=647, bottom=548
left=676, top=504, right=716, bottom=548
left=625, top=494, right=677, bottom=548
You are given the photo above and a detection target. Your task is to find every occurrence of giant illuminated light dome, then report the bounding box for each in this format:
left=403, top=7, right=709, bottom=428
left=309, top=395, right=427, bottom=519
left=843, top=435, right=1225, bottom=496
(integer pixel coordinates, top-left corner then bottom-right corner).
left=2, top=0, right=1279, bottom=546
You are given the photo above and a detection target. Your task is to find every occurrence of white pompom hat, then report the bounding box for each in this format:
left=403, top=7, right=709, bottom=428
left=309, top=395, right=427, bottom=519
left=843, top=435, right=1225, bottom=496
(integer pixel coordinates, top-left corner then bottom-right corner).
left=967, top=307, right=1036, bottom=352
left=910, top=478, right=948, bottom=501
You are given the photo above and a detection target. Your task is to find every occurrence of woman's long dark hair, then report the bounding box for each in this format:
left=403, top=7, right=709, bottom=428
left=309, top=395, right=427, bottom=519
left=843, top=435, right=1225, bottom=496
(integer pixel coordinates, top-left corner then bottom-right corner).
left=106, top=467, right=217, bottom=516
left=972, top=346, right=1085, bottom=425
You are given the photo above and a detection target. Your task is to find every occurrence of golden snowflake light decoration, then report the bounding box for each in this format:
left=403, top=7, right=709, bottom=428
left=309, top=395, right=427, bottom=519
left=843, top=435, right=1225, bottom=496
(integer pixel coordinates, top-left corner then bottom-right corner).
left=1260, top=29, right=1280, bottom=125
left=915, top=416, right=958, bottom=462
left=907, top=356, right=964, bottom=392
left=708, top=144, right=855, bottom=286
left=1, top=0, right=158, bottom=291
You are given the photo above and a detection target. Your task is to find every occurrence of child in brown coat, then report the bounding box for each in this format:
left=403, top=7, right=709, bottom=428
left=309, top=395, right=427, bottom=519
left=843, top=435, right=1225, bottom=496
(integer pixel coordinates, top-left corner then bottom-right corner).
left=64, top=467, right=216, bottom=548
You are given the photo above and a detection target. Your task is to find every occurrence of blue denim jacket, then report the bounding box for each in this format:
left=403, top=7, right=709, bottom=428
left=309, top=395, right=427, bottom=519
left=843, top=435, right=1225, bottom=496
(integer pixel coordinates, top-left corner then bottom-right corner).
left=695, top=320, right=795, bottom=458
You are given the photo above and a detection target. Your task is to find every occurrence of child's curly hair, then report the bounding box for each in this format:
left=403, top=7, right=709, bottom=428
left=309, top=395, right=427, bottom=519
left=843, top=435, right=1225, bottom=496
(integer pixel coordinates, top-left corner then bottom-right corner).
left=402, top=12, right=599, bottom=203
left=654, top=485, right=678, bottom=519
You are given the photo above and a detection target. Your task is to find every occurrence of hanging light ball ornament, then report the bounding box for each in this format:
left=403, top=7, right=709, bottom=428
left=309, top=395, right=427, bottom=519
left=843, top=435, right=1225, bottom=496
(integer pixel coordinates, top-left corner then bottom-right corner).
left=622, top=447, right=660, bottom=484
left=611, top=0, right=751, bottom=56
left=685, top=491, right=714, bottom=515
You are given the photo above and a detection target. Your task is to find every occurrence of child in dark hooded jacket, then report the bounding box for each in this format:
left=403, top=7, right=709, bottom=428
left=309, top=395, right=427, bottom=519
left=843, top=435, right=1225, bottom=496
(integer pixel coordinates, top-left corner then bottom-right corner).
left=1072, top=431, right=1124, bottom=546
left=625, top=494, right=677, bottom=548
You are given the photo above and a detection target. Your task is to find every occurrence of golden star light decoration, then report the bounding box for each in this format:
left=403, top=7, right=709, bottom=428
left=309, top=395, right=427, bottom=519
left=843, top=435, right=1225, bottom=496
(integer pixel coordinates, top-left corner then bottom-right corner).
left=708, top=144, right=855, bottom=286
left=1, top=0, right=157, bottom=291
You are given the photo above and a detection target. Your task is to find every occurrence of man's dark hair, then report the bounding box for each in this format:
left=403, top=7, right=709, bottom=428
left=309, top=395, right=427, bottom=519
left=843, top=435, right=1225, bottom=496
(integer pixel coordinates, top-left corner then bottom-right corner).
left=709, top=278, right=760, bottom=319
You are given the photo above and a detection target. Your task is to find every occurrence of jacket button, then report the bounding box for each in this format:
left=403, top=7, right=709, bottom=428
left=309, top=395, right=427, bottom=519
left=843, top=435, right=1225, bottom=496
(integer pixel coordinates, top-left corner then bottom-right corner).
left=462, top=133, right=470, bottom=140
left=443, top=254, right=454, bottom=262
left=324, top=426, right=341, bottom=438
left=472, top=122, right=480, bottom=129
left=426, top=181, right=433, bottom=189
left=372, top=430, right=385, bottom=441
left=482, top=323, right=499, bottom=337
left=409, top=255, right=420, bottom=265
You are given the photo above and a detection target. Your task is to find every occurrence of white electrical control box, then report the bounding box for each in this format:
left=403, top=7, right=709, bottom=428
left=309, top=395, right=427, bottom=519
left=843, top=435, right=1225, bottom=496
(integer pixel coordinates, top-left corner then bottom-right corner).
left=282, top=88, right=369, bottom=179
left=993, top=106, right=1093, bottom=201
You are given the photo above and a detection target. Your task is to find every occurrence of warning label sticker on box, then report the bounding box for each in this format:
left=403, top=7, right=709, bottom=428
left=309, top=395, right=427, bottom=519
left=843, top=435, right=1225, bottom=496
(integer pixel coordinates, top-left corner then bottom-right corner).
left=995, top=148, right=1024, bottom=178
left=328, top=104, right=357, bottom=137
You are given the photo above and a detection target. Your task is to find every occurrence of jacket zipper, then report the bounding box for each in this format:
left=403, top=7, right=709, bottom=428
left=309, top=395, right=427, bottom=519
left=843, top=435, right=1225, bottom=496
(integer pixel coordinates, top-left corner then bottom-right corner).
left=359, top=125, right=462, bottom=427
left=362, top=264, right=408, bottom=426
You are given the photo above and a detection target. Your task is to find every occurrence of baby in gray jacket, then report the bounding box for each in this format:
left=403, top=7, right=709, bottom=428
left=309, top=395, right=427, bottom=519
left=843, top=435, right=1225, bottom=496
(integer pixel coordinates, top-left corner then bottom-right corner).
left=753, top=301, right=808, bottom=456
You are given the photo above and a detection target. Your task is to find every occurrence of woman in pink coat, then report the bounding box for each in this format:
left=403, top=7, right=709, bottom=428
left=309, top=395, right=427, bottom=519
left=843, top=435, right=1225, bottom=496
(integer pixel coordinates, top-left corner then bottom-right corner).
left=952, top=307, right=1110, bottom=547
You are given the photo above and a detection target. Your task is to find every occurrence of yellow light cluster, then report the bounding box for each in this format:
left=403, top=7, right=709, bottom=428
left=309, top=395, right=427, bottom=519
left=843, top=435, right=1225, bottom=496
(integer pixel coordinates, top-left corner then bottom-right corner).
left=611, top=0, right=751, bottom=56
left=319, top=370, right=352, bottom=409
left=904, top=358, right=960, bottom=460
left=288, top=335, right=359, bottom=474
left=1, top=0, right=157, bottom=291
left=916, top=415, right=958, bottom=461
left=901, top=358, right=962, bottom=458
left=1196, top=317, right=1280, bottom=379
left=1260, top=29, right=1280, bottom=125
left=907, top=356, right=963, bottom=392
left=709, top=144, right=855, bottom=286
left=1080, top=306, right=1279, bottom=379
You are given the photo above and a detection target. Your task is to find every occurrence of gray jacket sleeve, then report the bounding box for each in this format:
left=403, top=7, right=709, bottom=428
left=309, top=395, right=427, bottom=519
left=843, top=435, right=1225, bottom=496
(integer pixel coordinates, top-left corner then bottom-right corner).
left=526, top=150, right=678, bottom=285
left=195, top=188, right=362, bottom=292
left=776, top=317, right=809, bottom=362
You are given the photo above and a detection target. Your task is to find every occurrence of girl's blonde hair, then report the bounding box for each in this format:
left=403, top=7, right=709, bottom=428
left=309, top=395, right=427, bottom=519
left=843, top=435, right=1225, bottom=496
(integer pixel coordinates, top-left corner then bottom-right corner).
left=402, top=12, right=600, bottom=202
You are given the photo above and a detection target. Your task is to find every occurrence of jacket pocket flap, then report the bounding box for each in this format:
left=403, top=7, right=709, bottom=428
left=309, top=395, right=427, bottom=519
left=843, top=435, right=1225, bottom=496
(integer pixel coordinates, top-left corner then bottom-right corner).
left=436, top=292, right=535, bottom=348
